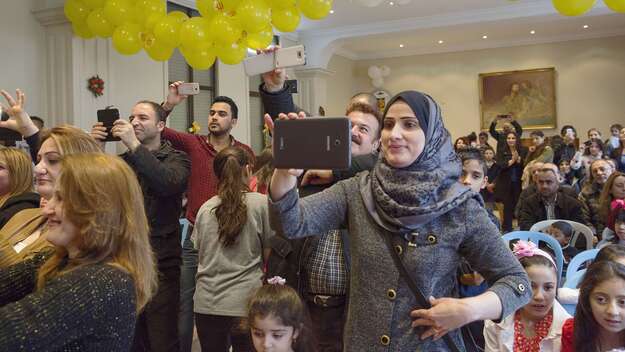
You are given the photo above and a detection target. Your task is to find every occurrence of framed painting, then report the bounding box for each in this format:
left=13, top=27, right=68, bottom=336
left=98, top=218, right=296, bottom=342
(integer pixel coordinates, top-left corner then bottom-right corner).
left=479, top=67, right=556, bottom=131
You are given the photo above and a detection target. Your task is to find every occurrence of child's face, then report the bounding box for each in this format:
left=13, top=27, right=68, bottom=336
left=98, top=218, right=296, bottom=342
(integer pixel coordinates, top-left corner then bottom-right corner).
left=559, top=161, right=571, bottom=174
left=460, top=159, right=487, bottom=193
left=522, top=264, right=557, bottom=321
left=611, top=176, right=625, bottom=200
left=588, top=130, right=601, bottom=140
left=612, top=128, right=620, bottom=137
left=546, top=226, right=569, bottom=246
left=590, top=278, right=625, bottom=334
left=484, top=149, right=494, bottom=161
left=615, top=220, right=625, bottom=241
left=251, top=315, right=299, bottom=352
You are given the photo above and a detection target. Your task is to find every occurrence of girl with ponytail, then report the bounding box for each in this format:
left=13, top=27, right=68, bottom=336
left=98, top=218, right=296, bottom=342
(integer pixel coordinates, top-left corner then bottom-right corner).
left=192, top=146, right=275, bottom=352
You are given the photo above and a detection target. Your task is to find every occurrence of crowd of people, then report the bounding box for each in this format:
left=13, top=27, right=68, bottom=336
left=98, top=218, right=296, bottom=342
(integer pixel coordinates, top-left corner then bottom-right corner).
left=0, top=55, right=624, bottom=352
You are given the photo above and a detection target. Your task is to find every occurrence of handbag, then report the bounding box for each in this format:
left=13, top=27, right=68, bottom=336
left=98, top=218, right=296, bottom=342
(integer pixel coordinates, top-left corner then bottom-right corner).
left=380, top=230, right=483, bottom=352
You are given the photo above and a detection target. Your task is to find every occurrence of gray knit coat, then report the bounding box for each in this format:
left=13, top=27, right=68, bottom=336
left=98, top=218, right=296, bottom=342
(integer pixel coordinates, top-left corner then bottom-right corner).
left=270, top=175, right=531, bottom=351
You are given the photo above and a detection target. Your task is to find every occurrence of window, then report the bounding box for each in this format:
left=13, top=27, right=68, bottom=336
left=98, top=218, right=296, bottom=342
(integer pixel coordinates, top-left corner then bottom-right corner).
left=167, top=2, right=217, bottom=133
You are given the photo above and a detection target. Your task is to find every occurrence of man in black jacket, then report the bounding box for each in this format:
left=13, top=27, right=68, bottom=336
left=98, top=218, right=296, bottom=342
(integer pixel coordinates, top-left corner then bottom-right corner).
left=518, top=166, right=586, bottom=232
left=91, top=101, right=190, bottom=352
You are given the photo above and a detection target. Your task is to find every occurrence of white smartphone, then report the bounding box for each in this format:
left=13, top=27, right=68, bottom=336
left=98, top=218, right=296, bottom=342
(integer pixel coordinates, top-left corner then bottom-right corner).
left=243, top=45, right=306, bottom=76
left=178, top=82, right=200, bottom=95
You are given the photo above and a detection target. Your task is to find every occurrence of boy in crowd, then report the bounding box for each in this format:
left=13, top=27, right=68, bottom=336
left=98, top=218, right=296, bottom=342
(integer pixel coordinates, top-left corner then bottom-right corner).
left=544, top=221, right=579, bottom=270
left=482, top=146, right=500, bottom=211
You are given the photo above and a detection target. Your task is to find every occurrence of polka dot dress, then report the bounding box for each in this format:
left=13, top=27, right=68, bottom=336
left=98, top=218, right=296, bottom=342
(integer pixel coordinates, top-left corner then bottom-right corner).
left=513, top=310, right=553, bottom=352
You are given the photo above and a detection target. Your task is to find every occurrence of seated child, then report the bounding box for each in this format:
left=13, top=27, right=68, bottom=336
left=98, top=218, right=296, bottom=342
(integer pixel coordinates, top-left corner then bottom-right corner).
left=544, top=221, right=579, bottom=272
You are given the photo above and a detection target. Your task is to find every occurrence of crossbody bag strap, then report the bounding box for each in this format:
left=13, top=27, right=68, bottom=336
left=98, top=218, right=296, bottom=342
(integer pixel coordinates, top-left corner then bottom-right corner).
left=379, top=230, right=463, bottom=352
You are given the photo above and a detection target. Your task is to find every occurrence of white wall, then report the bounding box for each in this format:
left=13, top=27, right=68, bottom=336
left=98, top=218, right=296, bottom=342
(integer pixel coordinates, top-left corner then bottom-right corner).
left=349, top=36, right=625, bottom=141
left=0, top=0, right=46, bottom=117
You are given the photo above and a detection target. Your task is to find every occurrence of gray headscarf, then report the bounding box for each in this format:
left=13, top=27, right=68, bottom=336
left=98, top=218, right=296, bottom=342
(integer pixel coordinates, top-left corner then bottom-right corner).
left=360, top=91, right=474, bottom=232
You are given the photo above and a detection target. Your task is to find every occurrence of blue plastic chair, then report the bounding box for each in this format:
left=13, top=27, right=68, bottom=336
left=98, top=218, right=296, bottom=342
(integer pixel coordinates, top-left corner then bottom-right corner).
left=179, top=218, right=191, bottom=246
left=561, top=269, right=587, bottom=315
left=565, top=249, right=599, bottom=280
left=502, top=231, right=564, bottom=286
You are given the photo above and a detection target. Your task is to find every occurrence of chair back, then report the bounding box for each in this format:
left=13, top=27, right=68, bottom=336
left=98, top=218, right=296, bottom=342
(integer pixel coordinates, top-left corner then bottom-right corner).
left=179, top=218, right=191, bottom=246
left=565, top=248, right=599, bottom=280
left=502, top=231, right=564, bottom=285
left=561, top=269, right=586, bottom=315
left=530, top=219, right=594, bottom=250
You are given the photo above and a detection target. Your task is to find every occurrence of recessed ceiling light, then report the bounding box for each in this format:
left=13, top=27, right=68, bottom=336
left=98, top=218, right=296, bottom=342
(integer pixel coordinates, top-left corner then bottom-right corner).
left=330, top=9, right=334, bottom=14
left=583, top=24, right=589, bottom=29
left=530, top=30, right=536, bottom=34
left=482, top=35, right=488, bottom=39
left=389, top=1, right=395, bottom=5
left=438, top=40, right=444, bottom=44
left=399, top=44, right=404, bottom=48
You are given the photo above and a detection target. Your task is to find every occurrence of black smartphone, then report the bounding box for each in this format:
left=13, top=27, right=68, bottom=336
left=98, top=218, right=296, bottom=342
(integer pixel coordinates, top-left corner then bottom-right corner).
left=273, top=117, right=351, bottom=170
left=97, top=108, right=121, bottom=142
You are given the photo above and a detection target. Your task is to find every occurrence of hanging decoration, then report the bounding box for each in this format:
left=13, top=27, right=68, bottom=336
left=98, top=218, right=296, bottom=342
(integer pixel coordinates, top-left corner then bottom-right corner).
left=551, top=0, right=625, bottom=16
left=64, top=0, right=333, bottom=69
left=87, top=75, right=105, bottom=97
left=367, top=64, right=391, bottom=89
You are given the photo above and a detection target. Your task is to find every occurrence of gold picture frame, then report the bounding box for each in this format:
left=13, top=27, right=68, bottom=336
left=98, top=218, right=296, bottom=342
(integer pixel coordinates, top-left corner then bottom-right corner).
left=479, top=67, right=556, bottom=131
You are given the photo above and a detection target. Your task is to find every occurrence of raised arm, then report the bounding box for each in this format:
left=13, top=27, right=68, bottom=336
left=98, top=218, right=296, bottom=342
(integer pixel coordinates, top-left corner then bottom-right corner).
left=489, top=119, right=500, bottom=140
left=0, top=89, right=40, bottom=160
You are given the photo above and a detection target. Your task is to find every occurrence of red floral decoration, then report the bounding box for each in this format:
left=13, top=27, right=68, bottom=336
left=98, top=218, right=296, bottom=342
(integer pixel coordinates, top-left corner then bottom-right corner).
left=87, top=75, right=105, bottom=98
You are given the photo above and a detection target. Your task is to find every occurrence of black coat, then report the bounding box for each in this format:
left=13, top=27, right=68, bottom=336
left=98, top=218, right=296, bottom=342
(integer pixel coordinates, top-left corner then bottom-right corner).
left=122, top=142, right=190, bottom=268
left=517, top=190, right=586, bottom=231
left=494, top=146, right=527, bottom=201
left=0, top=192, right=40, bottom=230
left=489, top=120, right=523, bottom=157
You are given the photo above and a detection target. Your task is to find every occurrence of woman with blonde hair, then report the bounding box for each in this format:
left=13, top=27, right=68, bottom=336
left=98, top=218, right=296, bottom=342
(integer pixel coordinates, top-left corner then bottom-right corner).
left=0, top=153, right=157, bottom=350
left=0, top=125, right=103, bottom=268
left=0, top=148, right=39, bottom=228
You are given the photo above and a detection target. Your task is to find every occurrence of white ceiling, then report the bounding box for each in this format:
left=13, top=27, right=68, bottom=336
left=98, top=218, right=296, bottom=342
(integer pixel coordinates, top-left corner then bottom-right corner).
left=295, top=0, right=625, bottom=60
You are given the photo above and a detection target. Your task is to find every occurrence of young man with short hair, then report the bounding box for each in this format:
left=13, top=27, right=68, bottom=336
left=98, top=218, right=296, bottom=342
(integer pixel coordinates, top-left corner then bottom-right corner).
left=91, top=100, right=190, bottom=352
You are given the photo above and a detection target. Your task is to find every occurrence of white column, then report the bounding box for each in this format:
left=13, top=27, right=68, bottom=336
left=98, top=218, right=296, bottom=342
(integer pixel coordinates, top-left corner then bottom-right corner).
left=293, top=67, right=333, bottom=117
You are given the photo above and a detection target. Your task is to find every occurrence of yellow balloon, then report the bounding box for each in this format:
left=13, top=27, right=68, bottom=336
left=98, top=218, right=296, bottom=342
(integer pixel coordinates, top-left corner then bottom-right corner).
left=604, top=0, right=625, bottom=12
left=236, top=0, right=271, bottom=33
left=181, top=45, right=217, bottom=70
left=271, top=6, right=300, bottom=32
left=219, top=0, right=243, bottom=12
left=168, top=11, right=190, bottom=23
left=113, top=23, right=143, bottom=55
left=87, top=8, right=114, bottom=37
left=179, top=17, right=213, bottom=51
left=72, top=20, right=95, bottom=39
left=136, top=0, right=167, bottom=20
left=144, top=12, right=165, bottom=31
left=216, top=42, right=246, bottom=65
left=552, top=0, right=596, bottom=16
left=245, top=26, right=273, bottom=49
left=298, top=0, right=332, bottom=20
left=208, top=14, right=242, bottom=45
left=83, top=0, right=106, bottom=9
left=144, top=35, right=175, bottom=61
left=64, top=0, right=90, bottom=23
left=104, top=0, right=137, bottom=26
left=267, top=0, right=296, bottom=9
left=154, top=14, right=185, bottom=47
left=197, top=0, right=218, bottom=18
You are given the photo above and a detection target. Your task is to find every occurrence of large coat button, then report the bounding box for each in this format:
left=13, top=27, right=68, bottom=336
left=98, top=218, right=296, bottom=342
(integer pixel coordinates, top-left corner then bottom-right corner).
left=394, top=245, right=403, bottom=255
left=380, top=334, right=390, bottom=346
left=387, top=289, right=397, bottom=300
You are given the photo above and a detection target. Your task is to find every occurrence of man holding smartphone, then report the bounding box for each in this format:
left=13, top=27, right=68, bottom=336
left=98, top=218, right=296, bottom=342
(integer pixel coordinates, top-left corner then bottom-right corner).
left=159, top=87, right=256, bottom=352
left=91, top=101, right=190, bottom=352
left=260, top=60, right=382, bottom=352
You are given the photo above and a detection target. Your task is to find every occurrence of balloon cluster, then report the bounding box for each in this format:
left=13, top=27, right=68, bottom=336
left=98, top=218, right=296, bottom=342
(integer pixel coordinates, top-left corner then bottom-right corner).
left=367, top=65, right=390, bottom=89
left=552, top=0, right=625, bottom=16
left=64, top=0, right=333, bottom=69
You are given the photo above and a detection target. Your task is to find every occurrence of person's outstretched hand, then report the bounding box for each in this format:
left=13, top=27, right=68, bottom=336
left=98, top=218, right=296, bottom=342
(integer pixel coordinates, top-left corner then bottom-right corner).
left=259, top=46, right=286, bottom=93
left=410, top=296, right=475, bottom=341
left=163, top=81, right=188, bottom=112
left=0, top=89, right=38, bottom=137
left=264, top=111, right=306, bottom=178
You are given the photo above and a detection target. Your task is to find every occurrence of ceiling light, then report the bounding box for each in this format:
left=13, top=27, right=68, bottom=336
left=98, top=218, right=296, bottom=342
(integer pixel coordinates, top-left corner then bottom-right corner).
left=399, top=44, right=404, bottom=48
left=583, top=24, right=589, bottom=29
left=530, top=30, right=536, bottom=34
left=330, top=9, right=334, bottom=14
left=389, top=1, right=395, bottom=5
left=482, top=35, right=488, bottom=39
left=438, top=40, right=444, bottom=44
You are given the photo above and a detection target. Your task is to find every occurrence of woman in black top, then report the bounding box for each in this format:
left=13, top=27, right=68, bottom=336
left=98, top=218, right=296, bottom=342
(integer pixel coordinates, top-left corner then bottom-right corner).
left=0, top=153, right=157, bottom=351
left=495, top=131, right=528, bottom=232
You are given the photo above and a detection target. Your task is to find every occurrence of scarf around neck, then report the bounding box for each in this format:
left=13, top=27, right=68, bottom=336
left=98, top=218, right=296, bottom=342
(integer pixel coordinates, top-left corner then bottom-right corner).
left=360, top=91, right=474, bottom=233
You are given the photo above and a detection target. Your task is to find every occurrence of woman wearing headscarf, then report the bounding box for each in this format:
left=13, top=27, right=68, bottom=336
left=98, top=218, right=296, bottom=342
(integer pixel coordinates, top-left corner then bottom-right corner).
left=268, top=91, right=530, bottom=351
